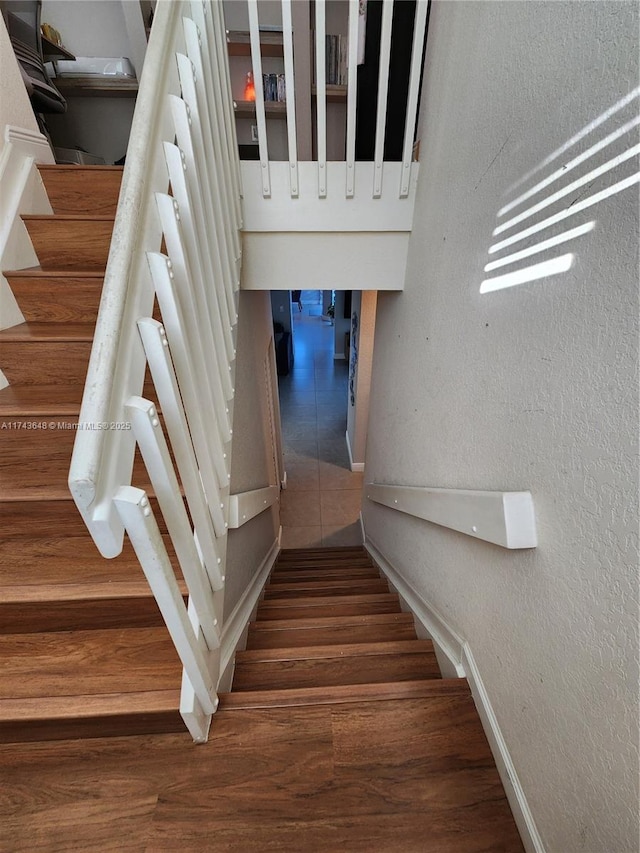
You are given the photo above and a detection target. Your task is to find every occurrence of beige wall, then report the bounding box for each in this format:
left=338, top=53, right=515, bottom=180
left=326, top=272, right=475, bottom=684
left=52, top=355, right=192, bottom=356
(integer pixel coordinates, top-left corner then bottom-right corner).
left=363, top=2, right=638, bottom=851
left=225, top=290, right=280, bottom=617
left=346, top=290, right=377, bottom=466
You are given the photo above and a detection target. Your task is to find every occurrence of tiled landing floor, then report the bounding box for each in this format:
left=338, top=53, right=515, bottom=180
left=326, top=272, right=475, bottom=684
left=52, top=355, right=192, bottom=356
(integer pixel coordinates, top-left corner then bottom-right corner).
left=278, top=311, right=363, bottom=548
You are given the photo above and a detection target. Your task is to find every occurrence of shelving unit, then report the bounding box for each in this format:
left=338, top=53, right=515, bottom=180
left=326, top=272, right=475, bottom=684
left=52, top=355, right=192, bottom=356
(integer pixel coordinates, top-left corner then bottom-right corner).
left=312, top=84, right=347, bottom=103
left=234, top=100, right=287, bottom=119
left=54, top=77, right=138, bottom=98
left=226, top=29, right=283, bottom=57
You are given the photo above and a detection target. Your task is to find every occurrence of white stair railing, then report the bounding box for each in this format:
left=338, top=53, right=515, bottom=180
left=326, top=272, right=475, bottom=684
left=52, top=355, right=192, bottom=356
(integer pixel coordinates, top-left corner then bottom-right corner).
left=69, top=0, right=243, bottom=742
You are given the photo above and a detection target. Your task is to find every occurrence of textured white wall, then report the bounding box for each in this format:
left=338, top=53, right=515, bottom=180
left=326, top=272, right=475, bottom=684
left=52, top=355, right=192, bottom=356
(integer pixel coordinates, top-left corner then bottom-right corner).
left=225, top=291, right=280, bottom=617
left=363, top=2, right=639, bottom=851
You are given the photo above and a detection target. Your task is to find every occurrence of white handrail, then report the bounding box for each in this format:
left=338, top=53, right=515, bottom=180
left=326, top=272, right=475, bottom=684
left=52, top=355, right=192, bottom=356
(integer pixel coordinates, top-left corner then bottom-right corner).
left=69, top=0, right=244, bottom=742
left=366, top=484, right=538, bottom=549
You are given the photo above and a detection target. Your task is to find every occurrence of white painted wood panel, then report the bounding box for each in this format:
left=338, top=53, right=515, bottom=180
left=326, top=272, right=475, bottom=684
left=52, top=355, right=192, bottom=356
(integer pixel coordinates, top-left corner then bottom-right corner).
left=241, top=232, right=409, bottom=291
left=240, top=161, right=419, bottom=231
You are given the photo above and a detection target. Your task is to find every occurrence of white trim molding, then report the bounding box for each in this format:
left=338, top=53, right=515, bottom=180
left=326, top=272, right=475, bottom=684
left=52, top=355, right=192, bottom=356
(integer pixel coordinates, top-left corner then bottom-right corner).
left=219, top=537, right=279, bottom=677
left=0, top=125, right=54, bottom=332
left=366, top=483, right=537, bottom=549
left=363, top=531, right=545, bottom=853
left=345, top=430, right=365, bottom=473
left=228, top=485, right=280, bottom=528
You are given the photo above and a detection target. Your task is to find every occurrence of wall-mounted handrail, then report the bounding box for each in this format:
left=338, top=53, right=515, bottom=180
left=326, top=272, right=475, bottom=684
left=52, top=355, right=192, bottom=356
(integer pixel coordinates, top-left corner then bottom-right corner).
left=366, top=484, right=538, bottom=549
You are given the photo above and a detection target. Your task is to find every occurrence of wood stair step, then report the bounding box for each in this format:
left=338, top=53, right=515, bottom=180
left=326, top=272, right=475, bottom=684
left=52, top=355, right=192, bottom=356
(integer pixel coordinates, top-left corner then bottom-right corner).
left=21, top=215, right=114, bottom=271
left=233, top=649, right=441, bottom=691
left=268, top=566, right=381, bottom=583
left=0, top=322, right=94, bottom=385
left=278, top=546, right=366, bottom=557
left=4, top=268, right=103, bottom=323
left=0, top=384, right=84, bottom=416
left=0, top=535, right=183, bottom=632
left=0, top=497, right=167, bottom=538
left=37, top=165, right=123, bottom=216
left=273, top=559, right=374, bottom=571
left=220, top=678, right=471, bottom=710
left=236, top=639, right=435, bottom=662
left=0, top=627, right=181, bottom=700
left=246, top=613, right=417, bottom=650
left=0, top=420, right=152, bottom=502
left=256, top=592, right=402, bottom=621
left=263, top=577, right=390, bottom=599
left=0, top=689, right=182, bottom=743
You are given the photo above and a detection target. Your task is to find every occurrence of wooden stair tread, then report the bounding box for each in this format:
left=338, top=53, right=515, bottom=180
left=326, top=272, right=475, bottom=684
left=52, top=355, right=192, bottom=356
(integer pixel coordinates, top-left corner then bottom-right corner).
left=4, top=273, right=103, bottom=323
left=268, top=567, right=380, bottom=582
left=0, top=627, right=182, bottom=699
left=0, top=321, right=94, bottom=341
left=3, top=266, right=105, bottom=278
left=0, top=384, right=84, bottom=415
left=247, top=622, right=417, bottom=650
left=220, top=678, right=470, bottom=709
left=237, top=639, right=435, bottom=663
left=251, top=612, right=414, bottom=631
left=0, top=429, right=151, bottom=502
left=279, top=546, right=365, bottom=555
left=21, top=214, right=116, bottom=222
left=258, top=591, right=400, bottom=609
left=0, top=689, right=183, bottom=742
left=233, top=651, right=441, bottom=691
left=263, top=578, right=390, bottom=598
left=0, top=688, right=178, bottom=721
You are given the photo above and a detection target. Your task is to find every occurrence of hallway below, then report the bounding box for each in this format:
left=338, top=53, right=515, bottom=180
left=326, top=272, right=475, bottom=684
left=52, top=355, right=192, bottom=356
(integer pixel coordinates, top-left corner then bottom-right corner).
left=278, top=311, right=363, bottom=549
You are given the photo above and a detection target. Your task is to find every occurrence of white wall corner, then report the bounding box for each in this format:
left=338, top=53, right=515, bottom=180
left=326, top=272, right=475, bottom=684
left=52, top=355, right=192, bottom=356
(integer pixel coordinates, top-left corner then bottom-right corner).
left=219, top=537, right=279, bottom=677
left=462, top=644, right=546, bottom=853
left=362, top=524, right=545, bottom=853
left=345, top=430, right=365, bottom=472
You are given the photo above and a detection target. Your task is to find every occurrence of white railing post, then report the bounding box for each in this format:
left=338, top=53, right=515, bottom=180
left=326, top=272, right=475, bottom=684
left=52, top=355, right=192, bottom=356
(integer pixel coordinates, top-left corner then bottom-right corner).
left=247, top=0, right=271, bottom=197
left=373, top=0, right=394, bottom=199
left=315, top=0, right=327, bottom=198
left=400, top=0, right=429, bottom=197
left=113, top=485, right=218, bottom=714
left=345, top=0, right=359, bottom=198
left=281, top=0, right=299, bottom=197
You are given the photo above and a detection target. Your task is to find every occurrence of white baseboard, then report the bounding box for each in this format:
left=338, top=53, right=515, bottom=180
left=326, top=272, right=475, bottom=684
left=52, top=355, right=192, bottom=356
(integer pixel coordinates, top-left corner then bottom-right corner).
left=345, top=430, right=365, bottom=473
left=363, top=530, right=544, bottom=853
left=462, top=644, right=545, bottom=853
left=219, top=536, right=279, bottom=677
left=365, top=535, right=465, bottom=677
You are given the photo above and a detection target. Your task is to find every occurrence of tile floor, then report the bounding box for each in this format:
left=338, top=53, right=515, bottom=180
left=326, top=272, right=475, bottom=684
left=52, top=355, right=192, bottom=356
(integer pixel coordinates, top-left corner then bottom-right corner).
left=278, top=306, right=363, bottom=549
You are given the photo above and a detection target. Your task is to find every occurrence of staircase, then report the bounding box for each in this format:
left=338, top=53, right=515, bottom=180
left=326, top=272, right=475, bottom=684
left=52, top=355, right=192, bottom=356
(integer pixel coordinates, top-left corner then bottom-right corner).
left=0, top=165, right=185, bottom=742
left=208, top=545, right=524, bottom=850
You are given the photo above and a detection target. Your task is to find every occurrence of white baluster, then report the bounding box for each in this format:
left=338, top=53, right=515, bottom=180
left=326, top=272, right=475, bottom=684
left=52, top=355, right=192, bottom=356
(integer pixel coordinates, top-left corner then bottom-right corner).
left=113, top=485, right=217, bottom=715
left=400, top=0, right=429, bottom=198
left=315, top=0, right=327, bottom=198
left=137, top=317, right=227, bottom=552
left=176, top=54, right=239, bottom=323
left=163, top=139, right=235, bottom=389
left=373, top=0, right=394, bottom=198
left=183, top=18, right=241, bottom=269
left=345, top=0, right=359, bottom=198
left=281, top=0, right=299, bottom=197
left=147, top=247, right=230, bottom=491
left=247, top=0, right=271, bottom=197
left=125, top=396, right=221, bottom=650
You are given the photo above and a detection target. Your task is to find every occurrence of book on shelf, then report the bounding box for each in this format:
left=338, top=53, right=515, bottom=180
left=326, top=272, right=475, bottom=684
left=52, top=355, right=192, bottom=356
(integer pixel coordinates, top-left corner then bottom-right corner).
left=262, top=72, right=286, bottom=103
left=324, top=34, right=348, bottom=86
